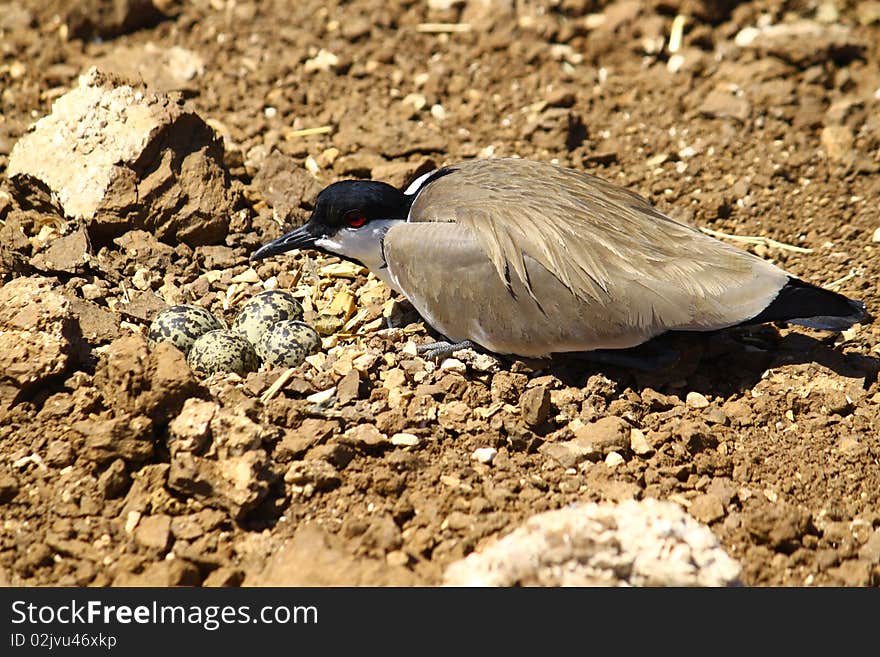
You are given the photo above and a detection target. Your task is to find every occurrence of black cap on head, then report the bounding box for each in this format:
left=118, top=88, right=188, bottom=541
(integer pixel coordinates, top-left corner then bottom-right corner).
left=251, top=180, right=411, bottom=261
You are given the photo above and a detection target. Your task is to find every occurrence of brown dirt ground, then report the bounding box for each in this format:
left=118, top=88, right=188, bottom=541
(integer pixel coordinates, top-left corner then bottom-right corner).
left=1, top=0, right=880, bottom=587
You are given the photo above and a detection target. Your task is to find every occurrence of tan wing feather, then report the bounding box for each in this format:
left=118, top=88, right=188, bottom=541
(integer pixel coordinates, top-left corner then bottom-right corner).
left=408, top=158, right=788, bottom=330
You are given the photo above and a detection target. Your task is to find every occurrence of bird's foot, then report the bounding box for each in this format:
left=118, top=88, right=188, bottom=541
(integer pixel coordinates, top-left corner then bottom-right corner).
left=416, top=340, right=477, bottom=361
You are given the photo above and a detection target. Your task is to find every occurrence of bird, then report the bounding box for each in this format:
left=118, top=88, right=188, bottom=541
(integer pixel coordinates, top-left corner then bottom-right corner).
left=251, top=157, right=867, bottom=362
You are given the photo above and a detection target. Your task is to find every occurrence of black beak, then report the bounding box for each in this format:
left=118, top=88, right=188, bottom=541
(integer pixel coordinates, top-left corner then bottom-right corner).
left=250, top=222, right=323, bottom=262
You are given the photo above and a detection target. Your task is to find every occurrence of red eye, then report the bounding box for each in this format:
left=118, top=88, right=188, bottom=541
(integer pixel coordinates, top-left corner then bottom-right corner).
left=345, top=211, right=367, bottom=228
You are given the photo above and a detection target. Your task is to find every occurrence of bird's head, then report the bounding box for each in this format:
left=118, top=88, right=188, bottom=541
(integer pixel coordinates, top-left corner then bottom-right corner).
left=250, top=180, right=410, bottom=264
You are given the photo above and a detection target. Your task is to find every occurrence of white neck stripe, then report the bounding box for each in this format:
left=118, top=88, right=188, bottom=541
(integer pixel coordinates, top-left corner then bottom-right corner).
left=403, top=170, right=437, bottom=195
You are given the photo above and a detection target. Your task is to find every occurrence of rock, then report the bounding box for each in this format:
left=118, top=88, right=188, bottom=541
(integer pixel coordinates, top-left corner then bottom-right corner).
left=821, top=125, right=855, bottom=163
left=29, top=228, right=91, bottom=274
left=686, top=391, right=710, bottom=409
left=45, top=441, right=74, bottom=468
left=61, top=0, right=165, bottom=40
left=827, top=560, right=872, bottom=586
left=337, top=369, right=362, bottom=404
left=202, top=567, right=243, bottom=587
left=91, top=43, right=204, bottom=94
left=698, top=86, right=751, bottom=123
left=284, top=460, right=341, bottom=493
left=168, top=451, right=269, bottom=521
left=77, top=413, right=154, bottom=465
left=0, top=276, right=78, bottom=411
left=539, top=441, right=589, bottom=469
left=520, top=385, right=551, bottom=427
left=390, top=433, right=420, bottom=447
left=93, top=334, right=200, bottom=427
left=604, top=451, right=625, bottom=468
left=65, top=296, right=120, bottom=343
left=443, top=499, right=741, bottom=586
left=274, top=419, right=338, bottom=462
left=168, top=398, right=217, bottom=454
left=472, top=447, right=498, bottom=464
left=245, top=524, right=416, bottom=586
left=7, top=67, right=235, bottom=247
left=743, top=503, right=811, bottom=550
left=133, top=514, right=172, bottom=551
left=858, top=0, right=880, bottom=25
left=0, top=470, right=19, bottom=503
left=858, top=529, right=880, bottom=564
left=571, top=416, right=630, bottom=455
left=252, top=151, right=322, bottom=221
left=734, top=20, right=865, bottom=67
left=209, top=409, right=264, bottom=457
left=113, top=559, right=200, bottom=587
left=629, top=428, right=654, bottom=456
left=689, top=494, right=726, bottom=524
left=340, top=424, right=389, bottom=449
left=97, top=459, right=130, bottom=498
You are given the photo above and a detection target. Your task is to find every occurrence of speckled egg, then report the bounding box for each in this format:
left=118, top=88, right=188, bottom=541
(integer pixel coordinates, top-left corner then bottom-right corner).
left=231, top=289, right=304, bottom=347
left=257, top=320, right=322, bottom=368
left=187, top=329, right=260, bottom=377
left=148, top=305, right=225, bottom=356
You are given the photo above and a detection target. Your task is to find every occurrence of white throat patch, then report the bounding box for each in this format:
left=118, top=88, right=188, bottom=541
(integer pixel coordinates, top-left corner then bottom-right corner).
left=314, top=219, right=403, bottom=292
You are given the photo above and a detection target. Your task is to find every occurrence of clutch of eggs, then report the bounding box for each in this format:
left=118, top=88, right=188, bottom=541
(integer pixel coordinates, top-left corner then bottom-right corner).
left=147, top=290, right=321, bottom=376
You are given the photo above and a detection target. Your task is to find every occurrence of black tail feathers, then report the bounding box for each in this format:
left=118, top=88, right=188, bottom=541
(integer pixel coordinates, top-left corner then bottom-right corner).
left=743, top=277, right=868, bottom=331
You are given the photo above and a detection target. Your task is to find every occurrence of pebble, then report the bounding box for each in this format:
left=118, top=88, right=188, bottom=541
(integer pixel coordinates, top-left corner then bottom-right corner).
left=872, top=227, right=880, bottom=243
left=472, top=447, right=498, bottom=464
left=306, top=387, right=336, bottom=405
left=391, top=433, right=420, bottom=447
left=604, top=451, right=625, bottom=468
left=686, top=392, right=710, bottom=409
left=629, top=428, right=653, bottom=456
left=439, top=357, right=467, bottom=374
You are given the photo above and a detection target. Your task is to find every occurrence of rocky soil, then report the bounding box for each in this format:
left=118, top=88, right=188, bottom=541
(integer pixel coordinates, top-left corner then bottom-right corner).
left=1, top=0, right=879, bottom=587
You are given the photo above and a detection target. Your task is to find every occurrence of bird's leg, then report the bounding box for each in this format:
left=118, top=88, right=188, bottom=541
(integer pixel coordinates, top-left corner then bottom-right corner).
left=417, top=340, right=478, bottom=361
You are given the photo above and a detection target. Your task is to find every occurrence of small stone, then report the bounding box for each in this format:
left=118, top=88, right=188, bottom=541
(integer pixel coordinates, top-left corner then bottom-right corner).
left=306, top=387, right=336, bottom=405
left=340, top=424, right=389, bottom=449
left=629, top=428, right=653, bottom=456
left=124, top=510, right=141, bottom=534
left=45, top=440, right=74, bottom=467
left=689, top=494, right=726, bottom=524
left=605, top=451, right=624, bottom=468
left=698, top=86, right=751, bottom=122
left=168, top=398, right=217, bottom=453
left=520, top=385, right=551, bottom=427
left=858, top=529, right=880, bottom=564
left=872, top=227, right=880, bottom=243
left=439, top=357, right=467, bottom=374
left=134, top=514, right=172, bottom=551
left=336, top=369, right=362, bottom=404
left=285, top=460, right=341, bottom=492
left=821, top=125, right=854, bottom=163
left=0, top=470, right=19, bottom=503
left=97, top=459, right=130, bottom=498
left=391, top=433, right=420, bottom=447
left=570, top=416, right=630, bottom=455
left=472, top=447, right=498, bottom=464
left=686, top=392, right=710, bottom=409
